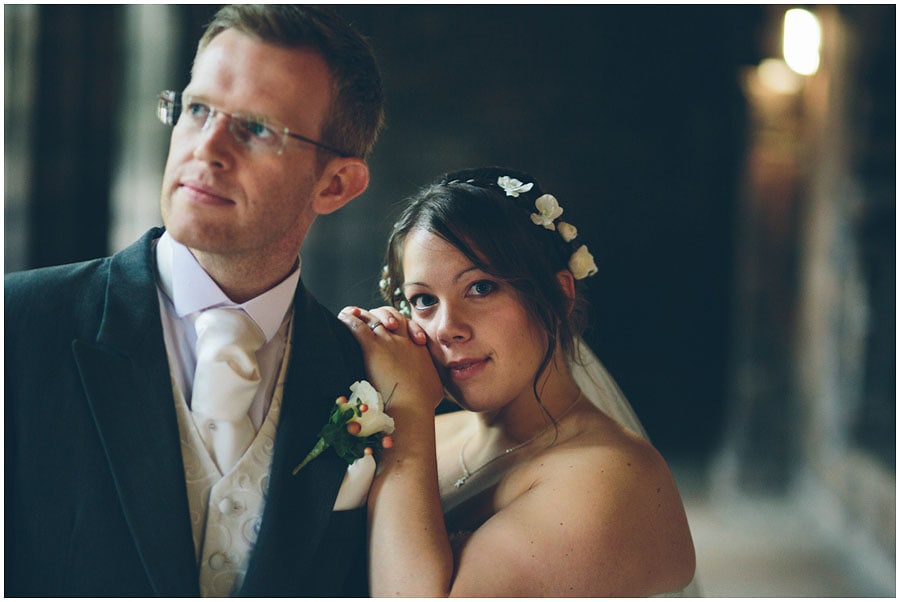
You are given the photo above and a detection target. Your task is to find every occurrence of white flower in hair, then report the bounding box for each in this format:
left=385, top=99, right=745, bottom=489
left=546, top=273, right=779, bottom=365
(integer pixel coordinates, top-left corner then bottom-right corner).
left=497, top=176, right=534, bottom=197
left=530, top=194, right=563, bottom=230
left=558, top=221, right=578, bottom=242
left=569, top=245, right=598, bottom=280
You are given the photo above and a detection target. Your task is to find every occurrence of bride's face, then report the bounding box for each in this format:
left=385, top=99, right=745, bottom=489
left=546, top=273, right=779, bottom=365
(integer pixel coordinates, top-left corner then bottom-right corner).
left=401, top=229, right=547, bottom=412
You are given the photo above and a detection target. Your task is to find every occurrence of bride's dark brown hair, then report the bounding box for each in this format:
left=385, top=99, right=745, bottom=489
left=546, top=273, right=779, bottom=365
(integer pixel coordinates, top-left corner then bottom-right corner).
left=381, top=166, right=591, bottom=404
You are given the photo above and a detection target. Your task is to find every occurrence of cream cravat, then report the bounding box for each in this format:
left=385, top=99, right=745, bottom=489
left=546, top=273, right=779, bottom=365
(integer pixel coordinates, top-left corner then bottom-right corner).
left=191, top=307, right=266, bottom=474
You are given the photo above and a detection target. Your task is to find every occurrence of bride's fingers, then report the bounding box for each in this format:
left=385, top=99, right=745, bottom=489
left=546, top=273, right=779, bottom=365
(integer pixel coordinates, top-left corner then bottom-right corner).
left=337, top=306, right=375, bottom=336
left=342, top=305, right=428, bottom=346
left=369, top=307, right=403, bottom=332
left=369, top=305, right=427, bottom=345
left=358, top=307, right=392, bottom=334
left=338, top=306, right=391, bottom=336
left=340, top=305, right=406, bottom=331
left=406, top=320, right=428, bottom=346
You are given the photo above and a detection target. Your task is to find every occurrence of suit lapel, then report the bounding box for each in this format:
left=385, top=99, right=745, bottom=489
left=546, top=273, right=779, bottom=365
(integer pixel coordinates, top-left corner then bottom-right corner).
left=73, top=229, right=199, bottom=596
left=240, top=282, right=366, bottom=595
left=74, top=233, right=365, bottom=595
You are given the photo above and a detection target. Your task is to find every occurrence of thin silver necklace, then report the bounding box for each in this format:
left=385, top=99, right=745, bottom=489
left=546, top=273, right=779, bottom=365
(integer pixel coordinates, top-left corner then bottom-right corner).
left=454, top=392, right=584, bottom=488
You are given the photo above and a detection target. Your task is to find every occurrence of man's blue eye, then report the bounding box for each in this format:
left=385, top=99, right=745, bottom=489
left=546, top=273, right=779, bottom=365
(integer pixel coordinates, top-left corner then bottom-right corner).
left=186, top=102, right=210, bottom=119
left=245, top=119, right=274, bottom=139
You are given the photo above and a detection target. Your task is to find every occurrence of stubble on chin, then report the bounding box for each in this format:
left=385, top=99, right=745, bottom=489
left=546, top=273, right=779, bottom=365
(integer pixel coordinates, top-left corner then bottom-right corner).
left=160, top=184, right=229, bottom=251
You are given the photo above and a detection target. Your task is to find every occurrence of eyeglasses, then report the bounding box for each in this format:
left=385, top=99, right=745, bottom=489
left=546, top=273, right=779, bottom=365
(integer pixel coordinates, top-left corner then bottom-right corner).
left=156, top=90, right=350, bottom=157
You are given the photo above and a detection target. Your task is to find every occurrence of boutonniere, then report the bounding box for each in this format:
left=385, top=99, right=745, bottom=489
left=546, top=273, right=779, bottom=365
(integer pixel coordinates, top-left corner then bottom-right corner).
left=292, top=380, right=395, bottom=475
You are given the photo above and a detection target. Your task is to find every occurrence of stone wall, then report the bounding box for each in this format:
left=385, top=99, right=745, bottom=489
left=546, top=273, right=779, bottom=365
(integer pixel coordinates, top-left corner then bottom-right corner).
left=713, top=5, right=895, bottom=589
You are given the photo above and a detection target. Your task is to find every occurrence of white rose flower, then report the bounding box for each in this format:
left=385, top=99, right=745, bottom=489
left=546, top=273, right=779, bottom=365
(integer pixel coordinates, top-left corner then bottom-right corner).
left=569, top=245, right=598, bottom=280
left=292, top=379, right=397, bottom=475
left=557, top=221, right=578, bottom=242
left=530, top=194, right=563, bottom=230
left=343, top=380, right=395, bottom=436
left=497, top=176, right=534, bottom=197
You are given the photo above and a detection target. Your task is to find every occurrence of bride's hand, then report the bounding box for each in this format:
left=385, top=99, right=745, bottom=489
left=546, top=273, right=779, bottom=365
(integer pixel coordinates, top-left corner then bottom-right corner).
left=357, top=305, right=428, bottom=346
left=338, top=306, right=443, bottom=410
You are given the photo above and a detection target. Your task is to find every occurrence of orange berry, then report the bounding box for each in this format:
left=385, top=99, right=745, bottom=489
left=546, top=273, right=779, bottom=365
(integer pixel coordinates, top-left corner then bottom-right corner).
left=382, top=435, right=394, bottom=449
left=346, top=422, right=362, bottom=436
left=359, top=404, right=369, bottom=413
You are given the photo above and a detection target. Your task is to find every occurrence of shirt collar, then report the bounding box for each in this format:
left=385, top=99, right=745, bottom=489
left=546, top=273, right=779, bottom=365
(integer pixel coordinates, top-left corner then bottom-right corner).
left=156, top=231, right=300, bottom=342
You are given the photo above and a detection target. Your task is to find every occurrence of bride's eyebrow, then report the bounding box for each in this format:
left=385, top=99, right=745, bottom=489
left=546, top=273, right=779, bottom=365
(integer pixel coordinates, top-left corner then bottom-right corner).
left=403, top=266, right=482, bottom=290
left=402, top=281, right=428, bottom=289
left=453, top=266, right=482, bottom=284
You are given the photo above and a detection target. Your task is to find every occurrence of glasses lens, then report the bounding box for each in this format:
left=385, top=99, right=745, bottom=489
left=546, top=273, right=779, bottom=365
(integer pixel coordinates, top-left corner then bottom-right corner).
left=156, top=92, right=289, bottom=154
left=231, top=116, right=281, bottom=150
left=157, top=91, right=180, bottom=126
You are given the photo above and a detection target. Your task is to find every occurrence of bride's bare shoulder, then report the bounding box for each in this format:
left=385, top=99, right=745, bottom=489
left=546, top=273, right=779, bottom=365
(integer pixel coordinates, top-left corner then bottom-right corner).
left=532, top=410, right=683, bottom=509
left=492, top=411, right=696, bottom=595
left=509, top=410, right=661, bottom=489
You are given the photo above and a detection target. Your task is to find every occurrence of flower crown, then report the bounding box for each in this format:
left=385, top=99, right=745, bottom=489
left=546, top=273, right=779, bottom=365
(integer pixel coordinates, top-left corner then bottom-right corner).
left=379, top=173, right=598, bottom=316
left=495, top=175, right=598, bottom=280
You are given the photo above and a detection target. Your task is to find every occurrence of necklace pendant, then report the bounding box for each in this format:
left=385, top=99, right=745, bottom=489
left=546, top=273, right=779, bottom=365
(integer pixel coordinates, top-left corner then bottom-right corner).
left=454, top=474, right=468, bottom=488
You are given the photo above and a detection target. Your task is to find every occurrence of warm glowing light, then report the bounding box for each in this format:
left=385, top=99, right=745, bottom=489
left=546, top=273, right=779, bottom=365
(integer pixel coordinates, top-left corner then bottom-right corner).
left=783, top=8, right=821, bottom=75
left=756, top=58, right=803, bottom=95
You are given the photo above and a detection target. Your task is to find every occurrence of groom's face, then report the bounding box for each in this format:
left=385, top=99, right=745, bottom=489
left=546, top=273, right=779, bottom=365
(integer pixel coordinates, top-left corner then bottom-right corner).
left=159, top=29, right=335, bottom=264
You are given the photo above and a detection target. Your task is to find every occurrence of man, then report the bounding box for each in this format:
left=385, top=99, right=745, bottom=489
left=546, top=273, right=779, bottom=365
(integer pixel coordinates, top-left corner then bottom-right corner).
left=6, top=6, right=384, bottom=596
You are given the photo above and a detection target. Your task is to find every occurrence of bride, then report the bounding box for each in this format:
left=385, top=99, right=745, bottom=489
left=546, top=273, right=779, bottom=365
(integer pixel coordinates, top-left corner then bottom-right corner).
left=338, top=167, right=697, bottom=596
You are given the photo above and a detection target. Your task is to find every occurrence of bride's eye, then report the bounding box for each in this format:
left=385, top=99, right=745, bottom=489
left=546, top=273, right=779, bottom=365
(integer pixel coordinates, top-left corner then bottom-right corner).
left=469, top=280, right=497, bottom=297
left=409, top=293, right=437, bottom=310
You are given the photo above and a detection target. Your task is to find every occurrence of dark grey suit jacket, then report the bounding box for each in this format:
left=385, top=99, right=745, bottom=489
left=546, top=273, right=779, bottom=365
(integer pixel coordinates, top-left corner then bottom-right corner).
left=5, top=228, right=369, bottom=596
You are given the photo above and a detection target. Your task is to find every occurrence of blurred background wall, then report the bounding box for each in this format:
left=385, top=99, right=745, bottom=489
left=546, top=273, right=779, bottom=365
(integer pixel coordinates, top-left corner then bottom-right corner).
left=5, top=4, right=894, bottom=594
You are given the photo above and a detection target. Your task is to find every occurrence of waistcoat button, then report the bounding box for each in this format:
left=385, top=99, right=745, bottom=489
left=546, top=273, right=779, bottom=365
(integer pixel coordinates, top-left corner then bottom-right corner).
left=209, top=552, right=227, bottom=570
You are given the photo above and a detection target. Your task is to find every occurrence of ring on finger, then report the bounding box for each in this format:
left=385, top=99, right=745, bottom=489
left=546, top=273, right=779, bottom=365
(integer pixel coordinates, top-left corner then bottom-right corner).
left=369, top=320, right=383, bottom=332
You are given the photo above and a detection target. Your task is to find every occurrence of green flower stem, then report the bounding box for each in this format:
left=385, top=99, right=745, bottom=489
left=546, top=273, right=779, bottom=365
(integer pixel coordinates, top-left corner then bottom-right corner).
left=292, top=437, right=328, bottom=475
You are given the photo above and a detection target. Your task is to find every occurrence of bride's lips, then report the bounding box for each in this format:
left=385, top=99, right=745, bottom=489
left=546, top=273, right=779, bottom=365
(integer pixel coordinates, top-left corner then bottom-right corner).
left=178, top=180, right=234, bottom=205
left=445, top=357, right=489, bottom=381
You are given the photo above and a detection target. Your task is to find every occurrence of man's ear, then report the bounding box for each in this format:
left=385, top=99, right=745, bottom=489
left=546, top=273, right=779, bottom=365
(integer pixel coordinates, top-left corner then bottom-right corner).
left=311, top=158, right=370, bottom=215
left=556, top=269, right=576, bottom=314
